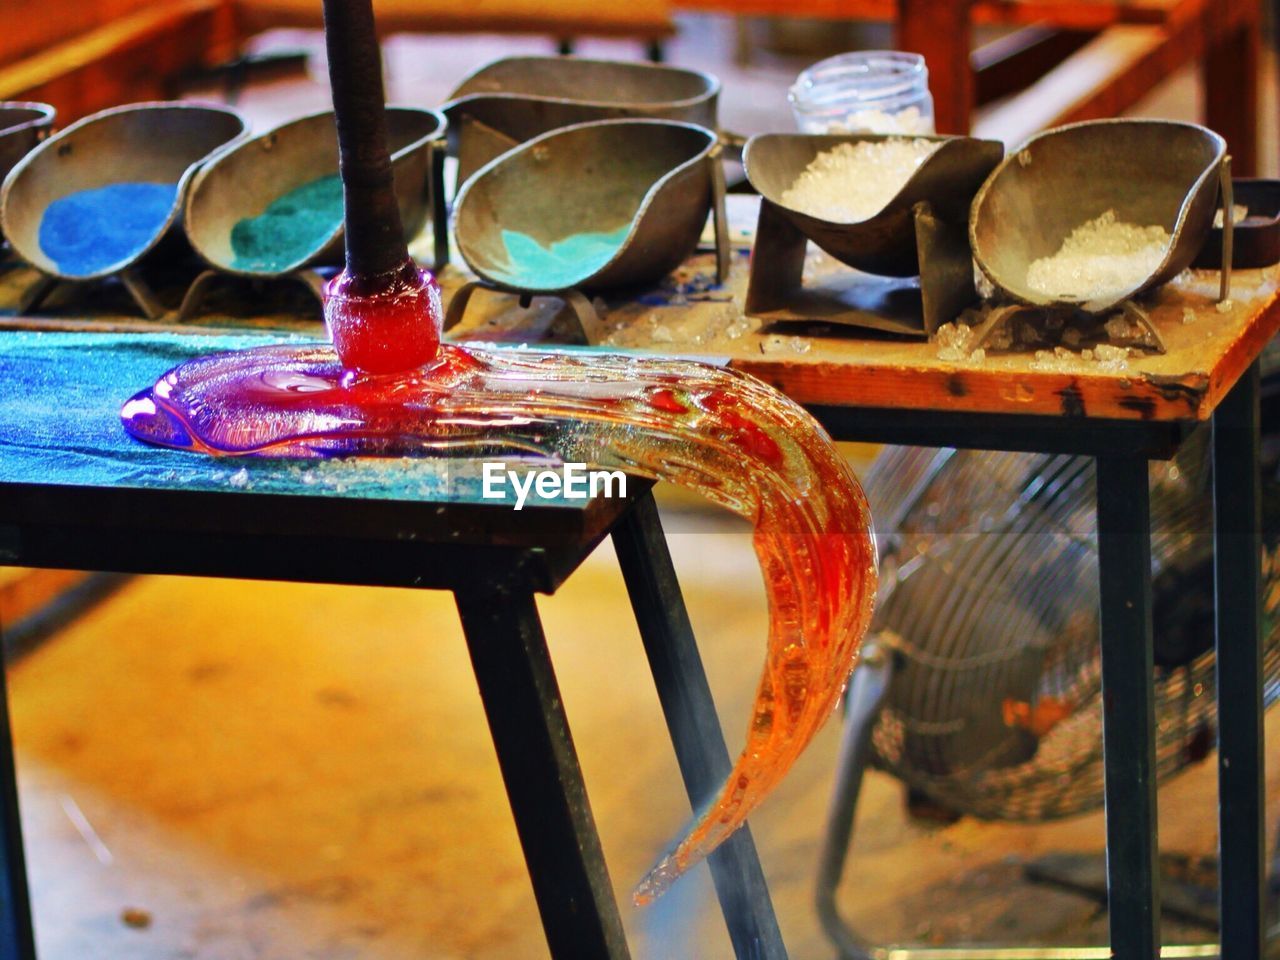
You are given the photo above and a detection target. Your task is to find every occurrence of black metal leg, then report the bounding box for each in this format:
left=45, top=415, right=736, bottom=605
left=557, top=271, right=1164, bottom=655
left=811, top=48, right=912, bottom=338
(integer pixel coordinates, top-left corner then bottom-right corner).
left=815, top=642, right=894, bottom=960
left=1213, top=361, right=1265, bottom=960
left=612, top=491, right=788, bottom=960
left=1095, top=456, right=1160, bottom=960
left=455, top=580, right=630, bottom=960
left=0, top=654, right=35, bottom=960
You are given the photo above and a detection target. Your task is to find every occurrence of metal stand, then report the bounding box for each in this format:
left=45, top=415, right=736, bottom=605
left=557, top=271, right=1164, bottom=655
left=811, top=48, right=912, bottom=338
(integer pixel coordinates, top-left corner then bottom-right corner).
left=613, top=492, right=787, bottom=959
left=1096, top=454, right=1162, bottom=959
left=743, top=198, right=977, bottom=338
left=18, top=268, right=166, bottom=320
left=0, top=641, right=35, bottom=960
left=176, top=268, right=335, bottom=322
left=1214, top=360, right=1264, bottom=959
left=457, top=580, right=632, bottom=959
left=814, top=641, right=895, bottom=960
left=814, top=365, right=1269, bottom=960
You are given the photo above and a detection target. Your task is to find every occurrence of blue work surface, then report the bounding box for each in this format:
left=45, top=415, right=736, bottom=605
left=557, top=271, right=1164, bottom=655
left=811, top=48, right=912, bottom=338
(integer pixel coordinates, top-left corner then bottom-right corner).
left=0, top=330, right=645, bottom=583
left=0, top=330, right=589, bottom=509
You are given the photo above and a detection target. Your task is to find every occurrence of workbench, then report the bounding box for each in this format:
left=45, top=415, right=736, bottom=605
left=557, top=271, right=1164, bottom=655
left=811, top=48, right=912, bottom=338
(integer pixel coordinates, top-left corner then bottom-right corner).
left=0, top=232, right=1274, bottom=957
left=0, top=330, right=790, bottom=960
left=441, top=249, right=1280, bottom=958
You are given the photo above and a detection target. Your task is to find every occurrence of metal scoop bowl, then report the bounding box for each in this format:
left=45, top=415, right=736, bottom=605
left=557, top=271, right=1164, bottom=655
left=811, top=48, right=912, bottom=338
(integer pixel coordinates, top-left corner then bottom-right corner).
left=970, top=119, right=1228, bottom=314
left=444, top=55, right=719, bottom=187
left=184, top=106, right=447, bottom=279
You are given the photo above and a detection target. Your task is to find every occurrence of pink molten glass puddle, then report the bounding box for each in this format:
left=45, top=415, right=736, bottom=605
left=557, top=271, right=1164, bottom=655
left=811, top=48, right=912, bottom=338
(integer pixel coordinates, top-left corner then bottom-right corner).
left=121, top=305, right=877, bottom=904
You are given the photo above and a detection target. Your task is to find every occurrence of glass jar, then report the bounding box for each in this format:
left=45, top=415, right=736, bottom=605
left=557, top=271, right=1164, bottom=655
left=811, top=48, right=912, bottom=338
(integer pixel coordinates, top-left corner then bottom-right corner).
left=788, top=51, right=935, bottom=135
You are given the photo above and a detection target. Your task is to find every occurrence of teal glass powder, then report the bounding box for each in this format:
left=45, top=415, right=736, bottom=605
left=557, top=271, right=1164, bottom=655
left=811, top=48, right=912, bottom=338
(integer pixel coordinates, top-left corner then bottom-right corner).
left=498, top=225, right=631, bottom=289
left=230, top=174, right=344, bottom=271
left=38, top=182, right=177, bottom=276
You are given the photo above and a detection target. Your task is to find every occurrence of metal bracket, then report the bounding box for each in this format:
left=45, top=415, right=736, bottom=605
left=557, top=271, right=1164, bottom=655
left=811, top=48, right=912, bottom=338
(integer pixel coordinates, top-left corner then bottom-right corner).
left=175, top=268, right=331, bottom=322
left=708, top=145, right=731, bottom=285
left=429, top=138, right=451, bottom=271
left=444, top=279, right=607, bottom=345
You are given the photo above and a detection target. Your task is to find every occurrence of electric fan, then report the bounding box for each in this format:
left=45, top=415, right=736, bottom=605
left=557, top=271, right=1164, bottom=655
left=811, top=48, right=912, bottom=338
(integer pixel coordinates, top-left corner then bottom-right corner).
left=816, top=406, right=1280, bottom=958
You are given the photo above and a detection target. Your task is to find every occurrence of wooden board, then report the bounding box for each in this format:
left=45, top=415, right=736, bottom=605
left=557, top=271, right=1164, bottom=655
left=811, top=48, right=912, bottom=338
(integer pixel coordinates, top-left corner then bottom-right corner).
left=234, top=0, right=674, bottom=39
left=440, top=254, right=1280, bottom=424
left=1, top=201, right=1274, bottom=427
left=0, top=0, right=235, bottom=123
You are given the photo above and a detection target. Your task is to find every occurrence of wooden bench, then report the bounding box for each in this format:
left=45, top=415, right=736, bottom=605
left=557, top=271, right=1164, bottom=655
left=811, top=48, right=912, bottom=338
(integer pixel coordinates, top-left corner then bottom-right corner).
left=233, top=0, right=675, bottom=57
left=682, top=0, right=1261, bottom=175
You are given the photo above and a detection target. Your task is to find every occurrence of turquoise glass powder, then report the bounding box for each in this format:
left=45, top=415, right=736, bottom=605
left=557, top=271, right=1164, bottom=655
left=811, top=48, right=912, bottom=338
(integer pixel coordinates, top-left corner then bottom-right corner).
left=498, top=225, right=631, bottom=289
left=38, top=182, right=177, bottom=276
left=230, top=174, right=344, bottom=272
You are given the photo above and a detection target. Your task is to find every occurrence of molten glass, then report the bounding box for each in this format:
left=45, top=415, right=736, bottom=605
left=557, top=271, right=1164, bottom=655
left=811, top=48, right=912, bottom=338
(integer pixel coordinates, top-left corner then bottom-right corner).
left=324, top=259, right=443, bottom=374
left=121, top=277, right=877, bottom=904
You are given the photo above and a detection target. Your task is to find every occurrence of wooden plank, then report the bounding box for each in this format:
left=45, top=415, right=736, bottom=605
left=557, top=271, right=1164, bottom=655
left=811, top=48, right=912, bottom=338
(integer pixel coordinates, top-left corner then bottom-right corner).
left=0, top=214, right=1269, bottom=427
left=973, top=26, right=1166, bottom=147
left=677, top=0, right=1190, bottom=28
left=436, top=254, right=1280, bottom=425
left=235, top=0, right=674, bottom=39
left=897, top=0, right=974, bottom=134
left=0, top=0, right=159, bottom=70
left=0, top=0, right=236, bottom=123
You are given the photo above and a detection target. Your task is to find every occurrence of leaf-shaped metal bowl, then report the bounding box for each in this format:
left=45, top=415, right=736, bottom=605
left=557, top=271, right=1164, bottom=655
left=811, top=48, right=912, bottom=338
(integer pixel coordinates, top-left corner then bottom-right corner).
left=445, top=55, right=719, bottom=186
left=970, top=119, right=1226, bottom=313
left=453, top=118, right=720, bottom=295
left=184, top=106, right=446, bottom=277
left=744, top=132, right=1003, bottom=277
left=0, top=102, right=55, bottom=247
left=0, top=103, right=55, bottom=205
left=0, top=102, right=247, bottom=281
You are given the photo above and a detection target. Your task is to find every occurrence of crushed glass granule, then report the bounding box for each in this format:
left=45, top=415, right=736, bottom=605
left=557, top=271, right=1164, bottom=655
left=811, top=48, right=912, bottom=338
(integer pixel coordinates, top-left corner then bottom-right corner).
left=822, top=106, right=932, bottom=136
left=1025, top=210, right=1171, bottom=301
left=779, top=138, right=940, bottom=223
left=934, top=320, right=980, bottom=362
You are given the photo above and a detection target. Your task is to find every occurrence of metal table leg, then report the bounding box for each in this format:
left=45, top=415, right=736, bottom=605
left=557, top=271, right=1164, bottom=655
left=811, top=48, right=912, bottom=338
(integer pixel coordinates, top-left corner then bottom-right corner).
left=1213, top=361, right=1265, bottom=960
left=455, top=580, right=631, bottom=960
left=612, top=491, right=788, bottom=960
left=0, top=653, right=35, bottom=960
left=1096, top=455, right=1161, bottom=960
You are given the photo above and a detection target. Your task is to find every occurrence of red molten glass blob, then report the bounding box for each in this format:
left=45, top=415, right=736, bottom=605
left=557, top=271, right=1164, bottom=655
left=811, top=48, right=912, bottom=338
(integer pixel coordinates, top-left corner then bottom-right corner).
left=323, top=258, right=443, bottom=374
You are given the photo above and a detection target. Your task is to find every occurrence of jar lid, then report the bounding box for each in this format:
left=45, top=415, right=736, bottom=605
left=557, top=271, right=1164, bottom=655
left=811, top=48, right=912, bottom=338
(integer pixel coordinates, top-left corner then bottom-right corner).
left=789, top=51, right=929, bottom=110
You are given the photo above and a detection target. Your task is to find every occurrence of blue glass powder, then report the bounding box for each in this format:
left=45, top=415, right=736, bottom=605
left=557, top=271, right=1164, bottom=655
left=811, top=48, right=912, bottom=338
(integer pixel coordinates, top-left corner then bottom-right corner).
left=38, top=182, right=178, bottom=276
left=230, top=174, right=345, bottom=272
left=499, top=225, right=631, bottom=289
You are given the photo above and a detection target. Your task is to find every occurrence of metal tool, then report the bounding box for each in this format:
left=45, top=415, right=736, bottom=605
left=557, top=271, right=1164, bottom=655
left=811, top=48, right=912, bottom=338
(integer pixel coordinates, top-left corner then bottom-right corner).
left=0, top=102, right=55, bottom=252
left=179, top=106, right=447, bottom=319
left=969, top=119, right=1230, bottom=353
left=444, top=55, right=719, bottom=188
left=448, top=118, right=728, bottom=344
left=0, top=101, right=247, bottom=318
left=742, top=133, right=1002, bottom=336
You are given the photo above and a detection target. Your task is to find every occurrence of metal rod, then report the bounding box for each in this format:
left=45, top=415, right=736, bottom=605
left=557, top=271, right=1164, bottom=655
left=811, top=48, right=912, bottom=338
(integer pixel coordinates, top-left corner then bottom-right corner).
left=814, top=642, right=895, bottom=960
left=611, top=491, right=788, bottom=960
left=1095, top=454, right=1161, bottom=960
left=455, top=581, right=631, bottom=959
left=1213, top=360, right=1264, bottom=960
left=321, top=0, right=409, bottom=279
left=0, top=621, right=35, bottom=960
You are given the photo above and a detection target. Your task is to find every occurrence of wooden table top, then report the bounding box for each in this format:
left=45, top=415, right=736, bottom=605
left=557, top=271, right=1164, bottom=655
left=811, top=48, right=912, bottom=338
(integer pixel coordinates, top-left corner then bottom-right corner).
left=440, top=256, right=1280, bottom=427
left=0, top=331, right=644, bottom=562
left=2, top=197, right=1274, bottom=428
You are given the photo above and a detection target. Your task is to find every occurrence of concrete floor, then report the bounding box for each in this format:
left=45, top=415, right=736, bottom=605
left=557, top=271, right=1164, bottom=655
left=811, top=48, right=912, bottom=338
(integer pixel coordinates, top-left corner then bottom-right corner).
left=11, top=523, right=1280, bottom=959
left=6, top=12, right=1280, bottom=959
